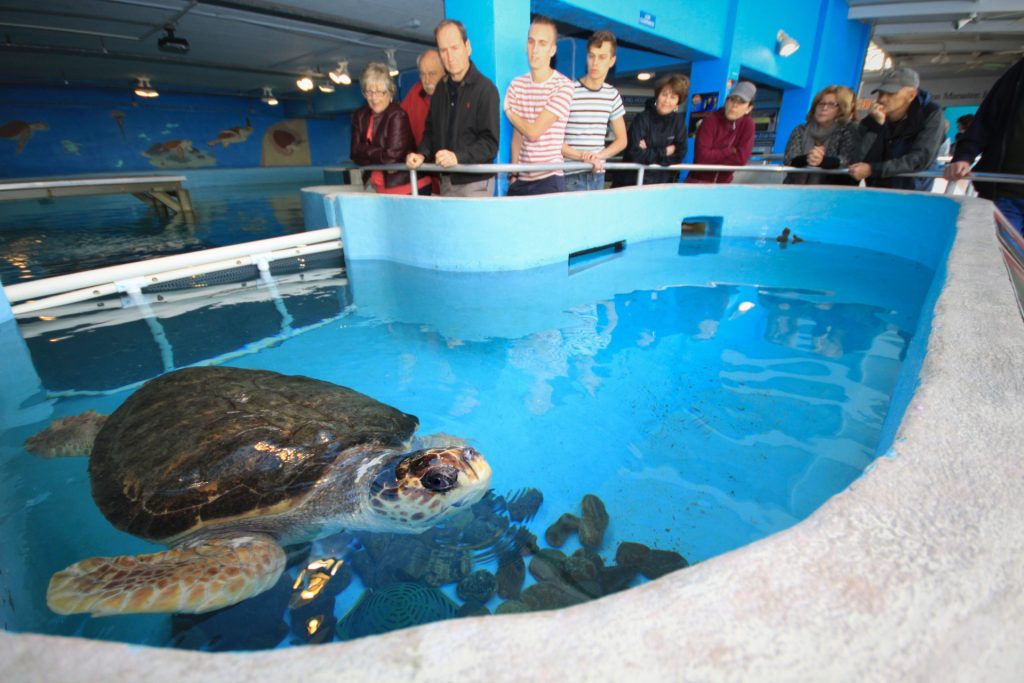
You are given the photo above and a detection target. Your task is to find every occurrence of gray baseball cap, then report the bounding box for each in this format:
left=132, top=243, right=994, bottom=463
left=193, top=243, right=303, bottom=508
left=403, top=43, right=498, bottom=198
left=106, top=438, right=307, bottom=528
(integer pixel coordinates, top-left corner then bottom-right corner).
left=873, top=67, right=920, bottom=93
left=728, top=81, right=757, bottom=103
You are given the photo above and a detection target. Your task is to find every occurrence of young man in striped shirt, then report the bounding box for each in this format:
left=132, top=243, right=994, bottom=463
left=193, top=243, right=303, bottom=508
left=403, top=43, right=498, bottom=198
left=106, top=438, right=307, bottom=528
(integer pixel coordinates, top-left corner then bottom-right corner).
left=562, top=31, right=627, bottom=191
left=504, top=15, right=575, bottom=196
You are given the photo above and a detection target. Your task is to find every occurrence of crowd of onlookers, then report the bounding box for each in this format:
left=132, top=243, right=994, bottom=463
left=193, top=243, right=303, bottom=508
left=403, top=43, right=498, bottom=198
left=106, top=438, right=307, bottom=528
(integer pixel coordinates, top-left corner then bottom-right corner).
left=348, top=14, right=1024, bottom=234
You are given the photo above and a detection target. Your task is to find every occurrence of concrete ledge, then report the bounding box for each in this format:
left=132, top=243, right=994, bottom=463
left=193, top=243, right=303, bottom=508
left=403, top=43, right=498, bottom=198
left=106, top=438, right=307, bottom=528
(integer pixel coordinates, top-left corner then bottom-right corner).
left=4, top=193, right=1023, bottom=681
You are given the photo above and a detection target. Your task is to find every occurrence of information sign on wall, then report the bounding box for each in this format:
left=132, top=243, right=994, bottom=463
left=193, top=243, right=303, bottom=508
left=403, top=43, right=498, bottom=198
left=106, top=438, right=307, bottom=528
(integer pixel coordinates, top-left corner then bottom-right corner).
left=639, top=11, right=656, bottom=29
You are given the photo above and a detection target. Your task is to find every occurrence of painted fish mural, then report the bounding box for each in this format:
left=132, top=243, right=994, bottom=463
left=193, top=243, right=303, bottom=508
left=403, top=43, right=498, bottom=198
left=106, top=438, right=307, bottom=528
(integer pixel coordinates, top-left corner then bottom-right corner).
left=110, top=110, right=126, bottom=140
left=60, top=140, right=82, bottom=156
left=262, top=120, right=310, bottom=166
left=208, top=118, right=253, bottom=148
left=0, top=120, right=50, bottom=154
left=142, top=138, right=216, bottom=168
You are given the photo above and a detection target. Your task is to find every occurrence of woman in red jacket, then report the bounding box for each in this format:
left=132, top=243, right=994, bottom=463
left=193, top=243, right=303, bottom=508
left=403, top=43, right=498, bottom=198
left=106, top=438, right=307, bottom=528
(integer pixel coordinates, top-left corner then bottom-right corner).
left=351, top=62, right=432, bottom=195
left=684, top=81, right=756, bottom=184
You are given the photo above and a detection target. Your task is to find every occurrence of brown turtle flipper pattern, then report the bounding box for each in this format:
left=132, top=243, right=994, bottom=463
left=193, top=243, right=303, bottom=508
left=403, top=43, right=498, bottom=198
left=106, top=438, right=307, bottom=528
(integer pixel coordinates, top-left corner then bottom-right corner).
left=23, top=411, right=108, bottom=458
left=47, top=534, right=285, bottom=616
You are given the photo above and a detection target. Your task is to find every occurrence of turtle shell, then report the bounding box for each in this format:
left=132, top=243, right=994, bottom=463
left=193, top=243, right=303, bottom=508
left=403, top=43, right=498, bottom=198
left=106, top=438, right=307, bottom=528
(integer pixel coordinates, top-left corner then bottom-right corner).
left=89, top=366, right=418, bottom=542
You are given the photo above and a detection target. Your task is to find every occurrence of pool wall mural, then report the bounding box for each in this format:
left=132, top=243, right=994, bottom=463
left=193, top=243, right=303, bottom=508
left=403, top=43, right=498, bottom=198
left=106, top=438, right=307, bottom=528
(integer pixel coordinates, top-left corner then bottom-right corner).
left=0, top=85, right=349, bottom=178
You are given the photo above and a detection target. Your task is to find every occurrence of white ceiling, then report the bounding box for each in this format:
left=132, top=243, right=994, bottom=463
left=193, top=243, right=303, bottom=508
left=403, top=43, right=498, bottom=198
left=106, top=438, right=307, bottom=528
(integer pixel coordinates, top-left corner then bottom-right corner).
left=0, top=0, right=443, bottom=99
left=848, top=0, right=1024, bottom=84
left=0, top=0, right=1021, bottom=102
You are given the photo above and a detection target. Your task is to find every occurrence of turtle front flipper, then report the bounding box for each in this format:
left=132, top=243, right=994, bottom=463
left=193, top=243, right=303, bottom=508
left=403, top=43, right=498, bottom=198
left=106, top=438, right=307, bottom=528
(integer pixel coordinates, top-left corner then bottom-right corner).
left=47, top=535, right=286, bottom=616
left=23, top=410, right=108, bottom=458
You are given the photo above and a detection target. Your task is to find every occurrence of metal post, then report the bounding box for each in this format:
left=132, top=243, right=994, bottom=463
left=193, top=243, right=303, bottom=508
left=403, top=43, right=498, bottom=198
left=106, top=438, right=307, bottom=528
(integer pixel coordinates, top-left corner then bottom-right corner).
left=410, top=169, right=419, bottom=196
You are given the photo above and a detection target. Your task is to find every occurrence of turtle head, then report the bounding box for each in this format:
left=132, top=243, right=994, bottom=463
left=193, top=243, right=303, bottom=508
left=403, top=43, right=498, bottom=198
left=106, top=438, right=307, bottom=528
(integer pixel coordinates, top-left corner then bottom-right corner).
left=368, top=446, right=491, bottom=532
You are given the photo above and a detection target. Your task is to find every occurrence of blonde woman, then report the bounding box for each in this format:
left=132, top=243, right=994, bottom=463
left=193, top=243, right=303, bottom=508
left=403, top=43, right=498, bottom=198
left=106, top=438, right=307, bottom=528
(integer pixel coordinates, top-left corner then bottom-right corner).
left=783, top=85, right=860, bottom=185
left=351, top=62, right=431, bottom=194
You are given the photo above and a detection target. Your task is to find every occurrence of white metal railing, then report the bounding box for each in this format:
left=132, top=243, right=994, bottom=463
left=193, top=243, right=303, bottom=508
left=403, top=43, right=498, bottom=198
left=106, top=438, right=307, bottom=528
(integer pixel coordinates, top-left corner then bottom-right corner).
left=6, top=227, right=342, bottom=315
left=325, top=161, right=1024, bottom=196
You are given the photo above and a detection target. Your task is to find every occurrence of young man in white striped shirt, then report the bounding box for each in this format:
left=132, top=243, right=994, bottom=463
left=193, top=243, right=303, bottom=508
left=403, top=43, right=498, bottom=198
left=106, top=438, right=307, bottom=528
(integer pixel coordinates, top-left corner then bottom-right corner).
left=562, top=31, right=627, bottom=191
left=504, top=15, right=575, bottom=196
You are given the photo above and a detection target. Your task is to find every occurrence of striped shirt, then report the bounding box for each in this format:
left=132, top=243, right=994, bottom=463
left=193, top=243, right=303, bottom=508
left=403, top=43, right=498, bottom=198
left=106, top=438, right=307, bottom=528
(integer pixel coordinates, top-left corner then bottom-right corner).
left=564, top=80, right=625, bottom=173
left=505, top=70, right=574, bottom=180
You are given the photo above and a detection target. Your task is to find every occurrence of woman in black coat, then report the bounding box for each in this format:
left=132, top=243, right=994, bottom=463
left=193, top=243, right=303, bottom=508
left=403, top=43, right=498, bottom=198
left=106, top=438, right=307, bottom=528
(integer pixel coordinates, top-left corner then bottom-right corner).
left=614, top=74, right=689, bottom=186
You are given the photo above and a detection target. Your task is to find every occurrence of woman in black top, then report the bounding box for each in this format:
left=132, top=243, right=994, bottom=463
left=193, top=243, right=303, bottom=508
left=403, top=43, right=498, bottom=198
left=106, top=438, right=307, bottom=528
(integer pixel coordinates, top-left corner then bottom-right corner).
left=614, top=74, right=689, bottom=186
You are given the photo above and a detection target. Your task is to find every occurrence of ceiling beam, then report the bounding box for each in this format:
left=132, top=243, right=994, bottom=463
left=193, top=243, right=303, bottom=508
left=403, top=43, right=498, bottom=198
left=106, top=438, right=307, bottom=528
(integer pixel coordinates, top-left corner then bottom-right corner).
left=849, top=1, right=1024, bottom=21
left=872, top=19, right=1024, bottom=36
left=195, top=0, right=434, bottom=47
left=878, top=39, right=1024, bottom=53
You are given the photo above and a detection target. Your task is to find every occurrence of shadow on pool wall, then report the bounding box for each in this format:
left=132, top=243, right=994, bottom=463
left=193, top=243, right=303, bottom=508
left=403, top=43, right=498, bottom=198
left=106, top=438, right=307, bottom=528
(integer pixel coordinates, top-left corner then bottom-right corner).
left=307, top=184, right=959, bottom=460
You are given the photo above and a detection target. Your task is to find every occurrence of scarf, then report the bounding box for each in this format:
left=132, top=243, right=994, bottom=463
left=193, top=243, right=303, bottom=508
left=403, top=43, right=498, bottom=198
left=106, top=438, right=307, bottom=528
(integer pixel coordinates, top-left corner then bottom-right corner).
left=801, top=120, right=837, bottom=155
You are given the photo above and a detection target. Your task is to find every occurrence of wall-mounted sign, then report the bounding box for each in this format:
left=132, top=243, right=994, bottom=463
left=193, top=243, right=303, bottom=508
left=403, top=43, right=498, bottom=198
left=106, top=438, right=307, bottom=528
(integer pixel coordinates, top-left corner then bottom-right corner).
left=639, top=11, right=656, bottom=29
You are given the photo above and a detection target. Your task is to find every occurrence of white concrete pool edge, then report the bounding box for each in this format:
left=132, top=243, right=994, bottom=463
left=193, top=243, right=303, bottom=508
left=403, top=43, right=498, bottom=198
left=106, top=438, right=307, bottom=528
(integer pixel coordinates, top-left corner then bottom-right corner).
left=4, top=195, right=1023, bottom=681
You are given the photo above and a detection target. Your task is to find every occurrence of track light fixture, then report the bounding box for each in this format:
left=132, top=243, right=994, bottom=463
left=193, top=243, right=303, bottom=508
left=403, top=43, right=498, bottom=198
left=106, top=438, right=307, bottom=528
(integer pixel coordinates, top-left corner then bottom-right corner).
left=636, top=72, right=654, bottom=81
left=776, top=30, right=799, bottom=57
left=384, top=48, right=399, bottom=77
left=329, top=60, right=352, bottom=85
left=296, top=76, right=314, bottom=92
left=262, top=87, right=278, bottom=106
left=318, top=81, right=335, bottom=93
left=133, top=77, right=159, bottom=98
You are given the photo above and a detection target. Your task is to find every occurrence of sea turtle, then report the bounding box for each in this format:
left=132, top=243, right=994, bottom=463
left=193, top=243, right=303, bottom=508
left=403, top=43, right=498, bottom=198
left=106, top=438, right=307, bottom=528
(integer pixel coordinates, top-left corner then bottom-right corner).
left=23, top=366, right=491, bottom=617
left=0, top=120, right=49, bottom=154
left=208, top=118, right=253, bottom=148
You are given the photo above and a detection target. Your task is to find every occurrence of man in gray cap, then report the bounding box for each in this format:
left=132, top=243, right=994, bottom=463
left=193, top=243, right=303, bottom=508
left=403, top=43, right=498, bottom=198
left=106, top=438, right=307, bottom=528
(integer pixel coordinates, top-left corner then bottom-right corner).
left=849, top=67, right=943, bottom=191
left=685, top=80, right=757, bottom=184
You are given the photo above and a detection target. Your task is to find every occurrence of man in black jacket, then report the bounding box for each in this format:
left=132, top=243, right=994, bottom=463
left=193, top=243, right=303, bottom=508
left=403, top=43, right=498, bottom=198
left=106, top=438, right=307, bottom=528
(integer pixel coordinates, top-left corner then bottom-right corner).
left=406, top=19, right=500, bottom=197
left=945, top=58, right=1024, bottom=234
left=849, top=67, right=943, bottom=191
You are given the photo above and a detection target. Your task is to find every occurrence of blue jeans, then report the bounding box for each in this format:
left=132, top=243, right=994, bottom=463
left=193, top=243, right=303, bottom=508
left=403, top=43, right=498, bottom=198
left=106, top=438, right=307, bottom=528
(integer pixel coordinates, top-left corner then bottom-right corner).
left=564, top=171, right=606, bottom=192
left=995, top=196, right=1024, bottom=236
left=507, top=175, right=566, bottom=196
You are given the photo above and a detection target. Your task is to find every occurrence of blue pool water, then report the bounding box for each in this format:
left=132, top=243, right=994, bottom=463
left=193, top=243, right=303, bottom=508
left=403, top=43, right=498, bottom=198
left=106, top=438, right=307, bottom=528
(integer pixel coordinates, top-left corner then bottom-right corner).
left=0, top=181, right=306, bottom=285
left=0, top=232, right=936, bottom=650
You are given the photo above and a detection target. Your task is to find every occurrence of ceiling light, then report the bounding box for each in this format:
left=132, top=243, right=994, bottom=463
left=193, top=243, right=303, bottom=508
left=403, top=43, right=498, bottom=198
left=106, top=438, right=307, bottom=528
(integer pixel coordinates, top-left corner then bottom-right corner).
left=636, top=71, right=654, bottom=81
left=385, top=48, right=399, bottom=77
left=318, top=81, right=335, bottom=93
left=296, top=76, right=314, bottom=91
left=157, top=24, right=190, bottom=54
left=953, top=13, right=978, bottom=31
left=329, top=60, right=352, bottom=85
left=776, top=30, right=799, bottom=57
left=262, top=87, right=278, bottom=106
left=133, top=77, right=159, bottom=98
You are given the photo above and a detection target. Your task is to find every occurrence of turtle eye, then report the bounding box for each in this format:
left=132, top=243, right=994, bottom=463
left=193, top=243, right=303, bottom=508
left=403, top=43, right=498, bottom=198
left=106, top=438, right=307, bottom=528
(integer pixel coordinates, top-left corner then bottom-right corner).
left=421, top=466, right=458, bottom=493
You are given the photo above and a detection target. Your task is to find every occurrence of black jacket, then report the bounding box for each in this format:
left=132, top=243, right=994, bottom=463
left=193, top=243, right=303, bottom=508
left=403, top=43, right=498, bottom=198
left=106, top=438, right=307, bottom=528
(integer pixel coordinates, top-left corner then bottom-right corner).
left=351, top=102, right=416, bottom=189
left=418, top=61, right=500, bottom=185
left=952, top=58, right=1024, bottom=200
left=859, top=89, right=943, bottom=191
left=614, top=99, right=686, bottom=185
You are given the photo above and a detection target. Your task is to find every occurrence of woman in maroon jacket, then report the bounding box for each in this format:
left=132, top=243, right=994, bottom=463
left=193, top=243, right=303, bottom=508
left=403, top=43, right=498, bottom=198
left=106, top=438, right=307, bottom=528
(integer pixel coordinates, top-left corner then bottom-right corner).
left=351, top=62, right=431, bottom=194
left=684, top=81, right=757, bottom=184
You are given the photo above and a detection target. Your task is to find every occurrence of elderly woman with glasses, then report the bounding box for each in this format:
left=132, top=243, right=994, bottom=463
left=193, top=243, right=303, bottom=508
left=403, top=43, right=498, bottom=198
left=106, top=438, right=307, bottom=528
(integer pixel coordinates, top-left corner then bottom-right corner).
left=783, top=85, right=861, bottom=185
left=351, top=62, right=431, bottom=194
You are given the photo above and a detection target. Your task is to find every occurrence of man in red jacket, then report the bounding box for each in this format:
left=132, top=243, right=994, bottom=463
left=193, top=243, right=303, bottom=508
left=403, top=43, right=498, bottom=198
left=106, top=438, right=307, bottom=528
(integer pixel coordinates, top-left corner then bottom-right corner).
left=684, top=81, right=756, bottom=184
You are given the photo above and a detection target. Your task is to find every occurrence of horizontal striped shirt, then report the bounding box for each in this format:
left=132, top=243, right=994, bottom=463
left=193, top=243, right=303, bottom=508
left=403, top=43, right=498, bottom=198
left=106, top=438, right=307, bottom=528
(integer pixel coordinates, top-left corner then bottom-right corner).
left=564, top=80, right=625, bottom=170
left=505, top=70, right=574, bottom=181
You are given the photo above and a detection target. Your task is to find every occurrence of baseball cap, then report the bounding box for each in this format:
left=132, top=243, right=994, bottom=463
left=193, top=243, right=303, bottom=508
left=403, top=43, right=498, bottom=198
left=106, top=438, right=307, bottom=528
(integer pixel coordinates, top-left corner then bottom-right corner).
left=872, top=67, right=920, bottom=93
left=728, top=81, right=757, bottom=103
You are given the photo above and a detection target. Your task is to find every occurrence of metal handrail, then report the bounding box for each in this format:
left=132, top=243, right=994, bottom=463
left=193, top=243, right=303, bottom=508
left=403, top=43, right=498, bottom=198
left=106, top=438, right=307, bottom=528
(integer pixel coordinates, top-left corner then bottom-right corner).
left=327, top=161, right=1024, bottom=196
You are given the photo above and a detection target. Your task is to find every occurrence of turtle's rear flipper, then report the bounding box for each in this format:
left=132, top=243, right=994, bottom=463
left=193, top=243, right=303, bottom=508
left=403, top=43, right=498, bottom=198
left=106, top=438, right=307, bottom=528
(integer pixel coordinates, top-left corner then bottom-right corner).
left=47, top=535, right=286, bottom=616
left=23, top=410, right=108, bottom=458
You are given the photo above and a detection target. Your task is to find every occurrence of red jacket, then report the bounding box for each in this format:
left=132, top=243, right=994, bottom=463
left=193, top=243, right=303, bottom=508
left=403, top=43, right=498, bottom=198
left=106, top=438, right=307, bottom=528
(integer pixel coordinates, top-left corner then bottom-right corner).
left=401, top=82, right=432, bottom=146
left=351, top=103, right=416, bottom=189
left=684, top=108, right=755, bottom=184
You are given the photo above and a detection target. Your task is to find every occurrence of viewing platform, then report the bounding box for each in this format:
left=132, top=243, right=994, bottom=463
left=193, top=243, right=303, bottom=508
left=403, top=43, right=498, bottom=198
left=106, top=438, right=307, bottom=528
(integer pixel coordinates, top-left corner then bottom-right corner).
left=0, top=175, right=195, bottom=215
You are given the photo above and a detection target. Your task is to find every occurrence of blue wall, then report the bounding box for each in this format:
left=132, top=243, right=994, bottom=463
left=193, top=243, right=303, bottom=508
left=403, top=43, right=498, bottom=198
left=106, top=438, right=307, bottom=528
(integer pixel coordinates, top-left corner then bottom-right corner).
left=0, top=86, right=350, bottom=179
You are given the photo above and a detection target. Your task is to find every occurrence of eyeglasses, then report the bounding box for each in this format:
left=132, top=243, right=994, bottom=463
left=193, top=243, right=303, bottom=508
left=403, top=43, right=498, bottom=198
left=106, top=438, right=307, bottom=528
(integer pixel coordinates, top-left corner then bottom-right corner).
left=364, top=90, right=389, bottom=98
left=816, top=101, right=840, bottom=109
